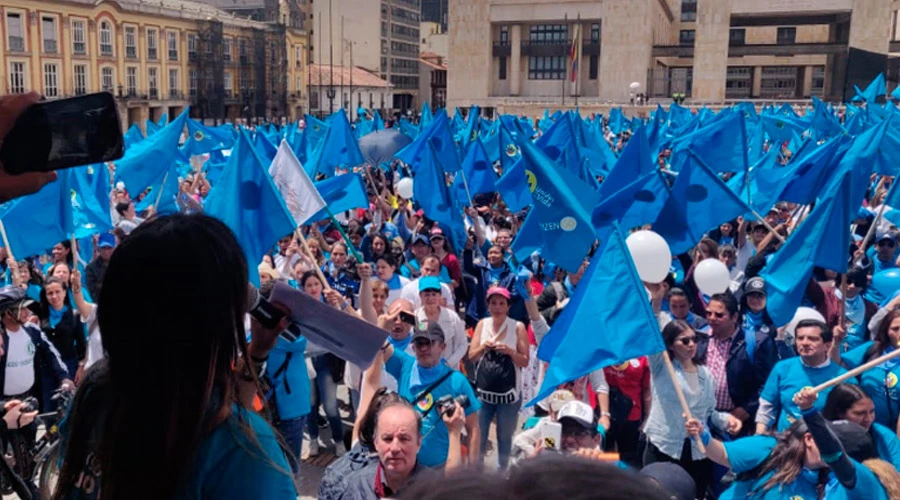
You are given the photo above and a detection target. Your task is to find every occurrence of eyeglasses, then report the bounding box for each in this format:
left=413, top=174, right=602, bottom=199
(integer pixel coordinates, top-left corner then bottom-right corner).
left=677, top=336, right=698, bottom=346
left=561, top=427, right=593, bottom=438
left=879, top=240, right=896, bottom=247
left=706, top=310, right=727, bottom=319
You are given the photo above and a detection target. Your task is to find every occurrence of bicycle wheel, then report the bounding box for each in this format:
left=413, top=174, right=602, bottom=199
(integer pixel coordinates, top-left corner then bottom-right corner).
left=36, top=441, right=60, bottom=499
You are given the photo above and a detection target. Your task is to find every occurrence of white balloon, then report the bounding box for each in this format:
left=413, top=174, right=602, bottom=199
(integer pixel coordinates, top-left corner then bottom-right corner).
left=782, top=307, right=826, bottom=344
left=396, top=177, right=413, bottom=199
left=625, top=230, right=672, bottom=284
left=694, top=259, right=731, bottom=296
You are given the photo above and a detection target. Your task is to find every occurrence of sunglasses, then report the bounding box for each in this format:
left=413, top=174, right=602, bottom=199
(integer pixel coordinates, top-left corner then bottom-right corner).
left=677, top=336, right=698, bottom=346
left=706, top=310, right=727, bottom=319
left=879, top=240, right=895, bottom=247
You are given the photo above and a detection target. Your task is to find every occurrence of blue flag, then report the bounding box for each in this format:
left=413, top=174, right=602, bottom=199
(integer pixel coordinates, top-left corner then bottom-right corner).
left=670, top=108, right=747, bottom=174
left=413, top=144, right=466, bottom=252
left=600, top=125, right=654, bottom=197
left=460, top=140, right=497, bottom=196
left=395, top=111, right=460, bottom=173
left=495, top=158, right=532, bottom=212
left=123, top=123, right=145, bottom=149
left=204, top=129, right=296, bottom=286
left=511, top=138, right=598, bottom=272
left=181, top=119, right=235, bottom=157
left=308, top=173, right=369, bottom=222
left=593, top=170, right=669, bottom=239
left=116, top=109, right=189, bottom=195
left=420, top=102, right=433, bottom=128
left=146, top=119, right=161, bottom=136
left=0, top=173, right=74, bottom=259
left=253, top=130, right=279, bottom=165
left=306, top=109, right=364, bottom=178
left=855, top=73, right=886, bottom=103
left=531, top=225, right=665, bottom=404
left=70, top=165, right=113, bottom=239
left=653, top=151, right=752, bottom=255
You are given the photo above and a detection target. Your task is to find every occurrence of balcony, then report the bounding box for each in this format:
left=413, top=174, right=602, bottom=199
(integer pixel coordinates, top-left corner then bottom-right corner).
left=728, top=42, right=846, bottom=57
left=43, top=40, right=58, bottom=53
left=652, top=44, right=694, bottom=58
left=492, top=41, right=511, bottom=58
left=168, top=50, right=178, bottom=61
left=126, top=46, right=137, bottom=59
left=8, top=36, right=25, bottom=52
left=149, top=88, right=159, bottom=100
left=148, top=48, right=158, bottom=60
left=521, top=40, right=570, bottom=57
left=169, top=90, right=183, bottom=99
left=73, top=42, right=86, bottom=55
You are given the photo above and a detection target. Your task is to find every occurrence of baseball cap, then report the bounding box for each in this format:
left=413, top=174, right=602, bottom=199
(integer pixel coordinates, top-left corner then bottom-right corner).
left=877, top=232, right=895, bottom=244
left=98, top=233, right=116, bottom=249
left=640, top=463, right=696, bottom=500
left=411, top=320, right=445, bottom=343
left=828, top=420, right=877, bottom=463
left=418, top=276, right=442, bottom=293
left=744, top=277, right=766, bottom=297
left=557, top=401, right=596, bottom=430
left=486, top=286, right=511, bottom=302
left=430, top=227, right=445, bottom=239
left=539, top=390, right=576, bottom=413
left=412, top=233, right=430, bottom=246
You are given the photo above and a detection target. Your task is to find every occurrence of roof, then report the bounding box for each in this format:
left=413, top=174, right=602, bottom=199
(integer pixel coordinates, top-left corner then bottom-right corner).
left=308, top=64, right=391, bottom=88
left=195, top=0, right=265, bottom=8
left=88, top=0, right=268, bottom=28
left=419, top=52, right=447, bottom=70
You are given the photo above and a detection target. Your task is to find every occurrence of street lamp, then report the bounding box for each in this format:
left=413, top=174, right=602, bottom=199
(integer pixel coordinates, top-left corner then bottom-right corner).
left=327, top=86, right=336, bottom=115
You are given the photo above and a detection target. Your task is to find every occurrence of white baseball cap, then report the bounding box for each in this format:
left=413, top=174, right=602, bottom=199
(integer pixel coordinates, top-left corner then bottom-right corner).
left=556, top=401, right=595, bottom=429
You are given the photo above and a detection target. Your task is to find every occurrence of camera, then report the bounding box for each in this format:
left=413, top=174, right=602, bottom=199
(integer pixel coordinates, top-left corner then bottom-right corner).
left=435, top=394, right=469, bottom=417
left=18, top=397, right=38, bottom=414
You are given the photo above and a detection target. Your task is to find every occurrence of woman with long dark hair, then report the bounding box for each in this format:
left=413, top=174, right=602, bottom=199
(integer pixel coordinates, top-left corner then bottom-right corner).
left=53, top=214, right=296, bottom=499
left=38, top=278, right=85, bottom=379
left=823, top=383, right=900, bottom=468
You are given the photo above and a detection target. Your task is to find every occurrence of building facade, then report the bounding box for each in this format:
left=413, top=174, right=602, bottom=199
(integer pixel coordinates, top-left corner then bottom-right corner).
left=0, top=0, right=308, bottom=132
left=312, top=0, right=420, bottom=114
left=308, top=64, right=393, bottom=119
left=422, top=0, right=447, bottom=32
left=419, top=21, right=447, bottom=111
left=448, top=0, right=900, bottom=112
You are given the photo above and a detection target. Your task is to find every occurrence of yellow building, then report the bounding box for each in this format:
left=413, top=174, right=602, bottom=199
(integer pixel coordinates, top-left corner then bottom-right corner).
left=0, top=0, right=309, bottom=131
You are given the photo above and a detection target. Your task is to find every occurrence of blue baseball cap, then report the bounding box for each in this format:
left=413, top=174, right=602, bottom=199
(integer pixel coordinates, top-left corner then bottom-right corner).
left=412, top=234, right=430, bottom=246
left=418, top=276, right=441, bottom=293
left=98, top=233, right=116, bottom=248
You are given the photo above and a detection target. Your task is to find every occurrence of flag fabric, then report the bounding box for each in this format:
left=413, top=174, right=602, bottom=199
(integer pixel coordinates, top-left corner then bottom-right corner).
left=146, top=119, right=162, bottom=136
left=495, top=158, right=532, bottom=212
left=413, top=143, right=466, bottom=252
left=181, top=119, right=235, bottom=157
left=395, top=111, right=460, bottom=173
left=305, top=109, right=364, bottom=178
left=510, top=138, right=598, bottom=272
left=599, top=125, right=654, bottom=197
left=569, top=23, right=580, bottom=91
left=269, top=140, right=327, bottom=226
left=670, top=108, right=747, bottom=173
left=308, top=173, right=369, bottom=222
left=460, top=140, right=497, bottom=196
left=855, top=73, right=886, bottom=103
left=531, top=224, right=666, bottom=404
left=253, top=130, right=279, bottom=165
left=653, top=151, right=752, bottom=255
left=0, top=173, right=74, bottom=259
left=123, top=123, right=145, bottom=149
left=592, top=170, right=669, bottom=238
left=115, top=109, right=189, bottom=195
left=70, top=165, right=113, bottom=239
left=204, top=129, right=296, bottom=286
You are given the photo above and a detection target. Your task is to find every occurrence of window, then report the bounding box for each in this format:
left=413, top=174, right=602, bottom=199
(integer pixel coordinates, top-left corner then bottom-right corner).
left=205, top=37, right=212, bottom=55
left=240, top=71, right=250, bottom=92
left=680, top=0, right=697, bottom=22
left=168, top=69, right=179, bottom=98
left=43, top=63, right=58, bottom=97
left=811, top=65, right=826, bottom=97
left=725, top=67, right=752, bottom=98
left=147, top=29, right=158, bottom=60
left=729, top=28, right=746, bottom=46
left=528, top=24, right=567, bottom=44
left=679, top=30, right=695, bottom=45
left=148, top=68, right=158, bottom=98
left=101, top=67, right=114, bottom=92
left=74, top=64, right=87, bottom=95
left=223, top=38, right=232, bottom=62
left=499, top=56, right=507, bottom=80
left=188, top=34, right=197, bottom=59
left=99, top=21, right=113, bottom=56
left=189, top=69, right=198, bottom=97
left=239, top=39, right=248, bottom=61
left=126, top=67, right=137, bottom=96
left=9, top=62, right=26, bottom=93
left=167, top=31, right=178, bottom=61
left=6, top=13, right=25, bottom=52
left=590, top=23, right=600, bottom=43
left=528, top=56, right=565, bottom=80
left=72, top=19, right=86, bottom=54
left=294, top=45, right=303, bottom=67
left=42, top=17, right=58, bottom=53
left=499, top=25, right=508, bottom=45
left=224, top=72, right=233, bottom=97
left=125, top=26, right=137, bottom=58
left=760, top=66, right=798, bottom=99
left=777, top=27, right=796, bottom=45
left=589, top=55, right=598, bottom=80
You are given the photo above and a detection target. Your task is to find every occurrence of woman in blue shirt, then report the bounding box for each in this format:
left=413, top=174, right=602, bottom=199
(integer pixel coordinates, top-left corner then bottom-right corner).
left=375, top=254, right=409, bottom=306
left=838, top=308, right=900, bottom=430
left=823, top=383, right=900, bottom=469
left=54, top=214, right=296, bottom=499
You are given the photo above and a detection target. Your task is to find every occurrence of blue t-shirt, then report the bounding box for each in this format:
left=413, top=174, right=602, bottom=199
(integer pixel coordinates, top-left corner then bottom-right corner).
left=486, top=265, right=505, bottom=288
left=744, top=468, right=821, bottom=500
left=825, top=459, right=890, bottom=500
left=760, top=358, right=848, bottom=432
left=871, top=422, right=900, bottom=470
left=718, top=436, right=777, bottom=500
left=841, top=342, right=900, bottom=429
left=399, top=259, right=453, bottom=283
left=385, top=349, right=481, bottom=467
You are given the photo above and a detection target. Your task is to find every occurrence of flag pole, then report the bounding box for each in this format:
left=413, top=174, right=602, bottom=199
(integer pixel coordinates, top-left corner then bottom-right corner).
left=153, top=170, right=171, bottom=212
left=812, top=346, right=900, bottom=394
left=458, top=170, right=475, bottom=209
left=325, top=207, right=365, bottom=263
left=0, top=221, right=19, bottom=286
left=661, top=350, right=707, bottom=454
left=561, top=12, right=567, bottom=107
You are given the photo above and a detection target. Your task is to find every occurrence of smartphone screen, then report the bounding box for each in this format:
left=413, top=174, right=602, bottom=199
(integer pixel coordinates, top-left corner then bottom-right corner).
left=399, top=310, right=417, bottom=326
left=0, top=92, right=124, bottom=175
left=541, top=421, right=562, bottom=451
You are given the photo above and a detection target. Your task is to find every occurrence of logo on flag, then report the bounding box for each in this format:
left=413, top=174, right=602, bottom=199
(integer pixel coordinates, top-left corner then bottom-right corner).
left=525, top=170, right=537, bottom=193
left=560, top=217, right=577, bottom=232
left=194, top=130, right=205, bottom=141
left=505, top=144, right=519, bottom=157
left=888, top=373, right=898, bottom=389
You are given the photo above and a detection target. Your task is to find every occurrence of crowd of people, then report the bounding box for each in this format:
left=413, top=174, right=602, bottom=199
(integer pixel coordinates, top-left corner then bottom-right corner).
left=4, top=88, right=900, bottom=499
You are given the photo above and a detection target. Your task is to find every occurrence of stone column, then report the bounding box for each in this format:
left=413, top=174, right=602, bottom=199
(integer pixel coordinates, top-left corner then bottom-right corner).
left=691, top=0, right=732, bottom=102
left=510, top=24, right=522, bottom=96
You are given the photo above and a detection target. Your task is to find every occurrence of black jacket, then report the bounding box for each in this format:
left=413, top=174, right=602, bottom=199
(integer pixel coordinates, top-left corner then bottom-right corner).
left=0, top=324, right=69, bottom=402
left=696, top=328, right=761, bottom=419
left=40, top=309, right=86, bottom=365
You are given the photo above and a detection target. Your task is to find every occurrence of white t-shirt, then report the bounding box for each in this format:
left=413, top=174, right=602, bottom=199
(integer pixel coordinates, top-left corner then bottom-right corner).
left=78, top=305, right=104, bottom=369
left=4, top=327, right=35, bottom=396
left=400, top=279, right=454, bottom=309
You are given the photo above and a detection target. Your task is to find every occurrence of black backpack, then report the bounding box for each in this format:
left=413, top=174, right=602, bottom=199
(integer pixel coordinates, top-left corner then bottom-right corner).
left=474, top=347, right=518, bottom=405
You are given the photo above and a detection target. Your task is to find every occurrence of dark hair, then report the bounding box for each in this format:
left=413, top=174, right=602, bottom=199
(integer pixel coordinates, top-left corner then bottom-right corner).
left=422, top=254, right=442, bottom=267
left=709, top=292, right=738, bottom=317
left=376, top=253, right=397, bottom=269
left=18, top=259, right=42, bottom=287
left=823, top=384, right=871, bottom=421
left=754, top=421, right=828, bottom=495
left=667, top=287, right=689, bottom=301
left=370, top=233, right=390, bottom=253
left=115, top=201, right=132, bottom=217
left=299, top=270, right=323, bottom=289
left=866, top=308, right=900, bottom=361
left=350, top=226, right=366, bottom=238
left=846, top=268, right=868, bottom=290
left=795, top=318, right=832, bottom=343
left=53, top=239, right=75, bottom=267
left=54, top=214, right=288, bottom=500
left=739, top=289, right=774, bottom=326
left=357, top=387, right=404, bottom=450
left=662, top=320, right=705, bottom=365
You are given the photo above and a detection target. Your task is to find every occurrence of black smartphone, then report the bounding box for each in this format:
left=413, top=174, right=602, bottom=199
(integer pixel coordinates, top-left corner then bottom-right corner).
left=399, top=310, right=417, bottom=326
left=0, top=92, right=124, bottom=175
